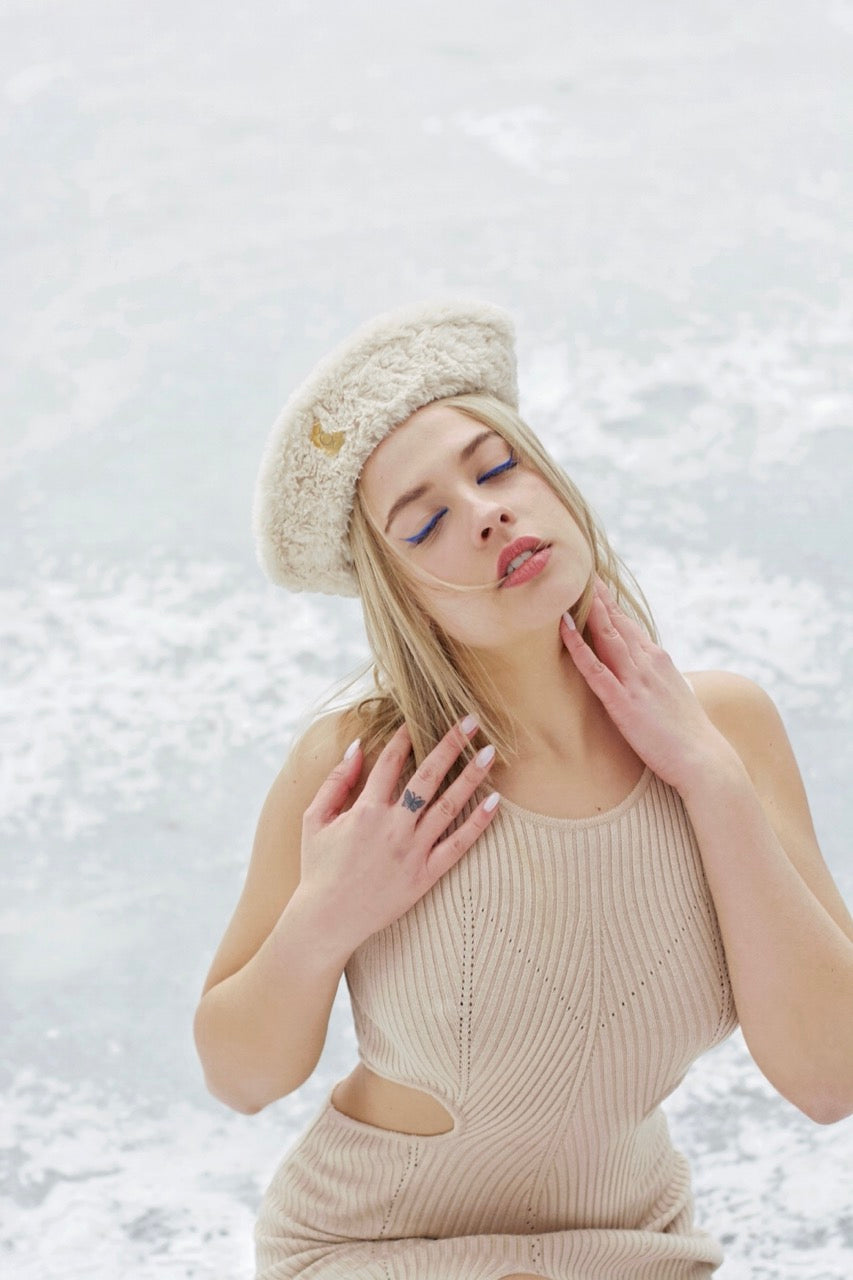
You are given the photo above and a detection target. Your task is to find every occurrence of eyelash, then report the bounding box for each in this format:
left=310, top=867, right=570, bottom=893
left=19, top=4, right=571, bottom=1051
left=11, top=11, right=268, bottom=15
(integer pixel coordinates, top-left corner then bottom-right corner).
left=404, top=453, right=518, bottom=546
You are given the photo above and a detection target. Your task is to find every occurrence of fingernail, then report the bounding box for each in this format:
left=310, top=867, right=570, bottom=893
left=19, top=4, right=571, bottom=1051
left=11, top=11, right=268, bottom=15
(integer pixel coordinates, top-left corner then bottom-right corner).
left=475, top=744, right=495, bottom=768
left=344, top=738, right=360, bottom=760
left=562, top=611, right=576, bottom=631
left=461, top=713, right=478, bottom=735
left=483, top=791, right=501, bottom=812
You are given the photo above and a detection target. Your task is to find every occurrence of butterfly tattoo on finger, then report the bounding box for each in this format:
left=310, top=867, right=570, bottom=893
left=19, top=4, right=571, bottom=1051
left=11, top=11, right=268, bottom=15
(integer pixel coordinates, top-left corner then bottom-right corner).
left=402, top=789, right=426, bottom=813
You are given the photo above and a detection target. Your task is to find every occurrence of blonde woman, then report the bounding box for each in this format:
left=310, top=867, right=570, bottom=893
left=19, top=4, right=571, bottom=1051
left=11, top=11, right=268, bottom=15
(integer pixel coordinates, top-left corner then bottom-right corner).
left=193, top=300, right=853, bottom=1280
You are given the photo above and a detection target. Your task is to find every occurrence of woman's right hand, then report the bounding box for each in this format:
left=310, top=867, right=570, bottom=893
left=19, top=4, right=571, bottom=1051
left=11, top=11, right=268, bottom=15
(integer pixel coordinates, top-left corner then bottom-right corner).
left=298, top=717, right=500, bottom=957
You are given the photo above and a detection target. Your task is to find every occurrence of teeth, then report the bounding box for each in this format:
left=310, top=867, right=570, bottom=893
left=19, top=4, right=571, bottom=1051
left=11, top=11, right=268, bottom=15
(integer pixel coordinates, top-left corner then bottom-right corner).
left=505, top=549, right=535, bottom=576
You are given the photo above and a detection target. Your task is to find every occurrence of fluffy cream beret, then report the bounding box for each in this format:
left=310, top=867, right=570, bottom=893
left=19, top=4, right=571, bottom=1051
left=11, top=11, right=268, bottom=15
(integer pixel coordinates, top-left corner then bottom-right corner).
left=252, top=298, right=518, bottom=596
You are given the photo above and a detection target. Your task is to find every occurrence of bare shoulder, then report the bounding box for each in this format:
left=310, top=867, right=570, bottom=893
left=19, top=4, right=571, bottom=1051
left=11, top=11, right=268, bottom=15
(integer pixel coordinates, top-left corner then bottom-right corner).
left=266, top=704, right=371, bottom=824
left=287, top=707, right=359, bottom=783
left=683, top=670, right=853, bottom=939
left=683, top=667, right=768, bottom=709
left=682, top=668, right=780, bottom=774
left=284, top=704, right=386, bottom=808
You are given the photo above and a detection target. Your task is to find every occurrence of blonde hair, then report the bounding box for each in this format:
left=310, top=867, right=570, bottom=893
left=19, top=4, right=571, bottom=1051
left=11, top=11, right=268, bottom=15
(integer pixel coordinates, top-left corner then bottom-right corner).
left=332, top=392, right=658, bottom=773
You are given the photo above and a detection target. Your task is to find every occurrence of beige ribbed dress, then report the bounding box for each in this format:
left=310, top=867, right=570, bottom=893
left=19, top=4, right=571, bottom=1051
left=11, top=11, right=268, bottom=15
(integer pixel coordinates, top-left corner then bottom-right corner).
left=255, top=765, right=737, bottom=1279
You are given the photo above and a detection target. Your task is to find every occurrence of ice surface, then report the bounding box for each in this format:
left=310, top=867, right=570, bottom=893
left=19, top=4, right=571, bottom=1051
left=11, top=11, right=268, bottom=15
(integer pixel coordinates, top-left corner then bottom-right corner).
left=2, top=1, right=851, bottom=1276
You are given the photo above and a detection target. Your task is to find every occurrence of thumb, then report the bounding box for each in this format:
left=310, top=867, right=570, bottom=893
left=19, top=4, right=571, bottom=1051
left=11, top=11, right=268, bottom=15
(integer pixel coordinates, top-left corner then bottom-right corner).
left=305, top=738, right=363, bottom=827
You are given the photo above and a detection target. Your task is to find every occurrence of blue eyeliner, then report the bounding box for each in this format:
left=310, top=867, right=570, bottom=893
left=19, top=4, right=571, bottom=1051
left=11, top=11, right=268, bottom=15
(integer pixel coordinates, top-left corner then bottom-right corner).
left=405, top=507, right=449, bottom=545
left=477, top=455, right=516, bottom=483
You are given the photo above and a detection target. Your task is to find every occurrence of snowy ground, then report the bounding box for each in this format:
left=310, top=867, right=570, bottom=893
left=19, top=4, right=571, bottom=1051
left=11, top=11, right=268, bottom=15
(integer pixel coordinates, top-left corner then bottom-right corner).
left=2, top=2, right=852, bottom=1276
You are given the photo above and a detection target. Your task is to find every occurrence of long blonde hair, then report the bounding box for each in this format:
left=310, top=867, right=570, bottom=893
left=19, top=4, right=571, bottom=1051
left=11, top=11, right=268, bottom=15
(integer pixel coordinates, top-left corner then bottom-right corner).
left=332, top=392, right=657, bottom=773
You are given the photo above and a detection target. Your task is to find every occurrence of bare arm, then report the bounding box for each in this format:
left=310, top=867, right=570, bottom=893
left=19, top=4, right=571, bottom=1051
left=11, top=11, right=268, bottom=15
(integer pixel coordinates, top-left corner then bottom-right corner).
left=675, top=672, right=853, bottom=1124
left=193, top=712, right=500, bottom=1114
left=561, top=576, right=853, bottom=1125
left=195, top=898, right=354, bottom=1113
left=193, top=713, right=356, bottom=1113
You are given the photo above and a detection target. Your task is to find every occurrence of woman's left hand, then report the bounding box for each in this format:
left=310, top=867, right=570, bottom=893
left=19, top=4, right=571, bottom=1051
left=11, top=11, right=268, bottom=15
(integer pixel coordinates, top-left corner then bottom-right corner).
left=560, top=575, right=733, bottom=793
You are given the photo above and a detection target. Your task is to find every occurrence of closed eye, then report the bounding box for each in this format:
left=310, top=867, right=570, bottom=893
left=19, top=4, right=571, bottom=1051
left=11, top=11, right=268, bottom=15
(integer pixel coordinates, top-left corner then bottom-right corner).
left=404, top=507, right=448, bottom=545
left=478, top=453, right=517, bottom=483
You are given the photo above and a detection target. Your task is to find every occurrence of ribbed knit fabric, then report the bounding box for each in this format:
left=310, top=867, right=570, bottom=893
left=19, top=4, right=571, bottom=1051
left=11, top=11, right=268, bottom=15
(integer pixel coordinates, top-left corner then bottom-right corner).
left=255, top=766, right=737, bottom=1279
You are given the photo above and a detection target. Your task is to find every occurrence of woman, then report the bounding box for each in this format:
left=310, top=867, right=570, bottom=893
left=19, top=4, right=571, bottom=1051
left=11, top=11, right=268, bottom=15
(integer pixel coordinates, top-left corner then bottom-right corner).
left=193, top=300, right=853, bottom=1279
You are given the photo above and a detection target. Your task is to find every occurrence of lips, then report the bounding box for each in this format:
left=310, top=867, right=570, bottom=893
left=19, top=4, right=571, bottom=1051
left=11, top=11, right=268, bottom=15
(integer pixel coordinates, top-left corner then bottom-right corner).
left=496, top=536, right=548, bottom=581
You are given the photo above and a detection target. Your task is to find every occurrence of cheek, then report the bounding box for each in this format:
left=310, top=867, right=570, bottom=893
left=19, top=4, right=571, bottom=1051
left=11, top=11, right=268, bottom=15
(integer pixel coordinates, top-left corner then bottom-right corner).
left=415, top=587, right=487, bottom=640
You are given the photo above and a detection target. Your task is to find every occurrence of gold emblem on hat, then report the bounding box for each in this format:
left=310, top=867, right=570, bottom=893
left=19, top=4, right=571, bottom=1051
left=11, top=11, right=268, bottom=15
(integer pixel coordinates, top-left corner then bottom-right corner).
left=310, top=418, right=345, bottom=456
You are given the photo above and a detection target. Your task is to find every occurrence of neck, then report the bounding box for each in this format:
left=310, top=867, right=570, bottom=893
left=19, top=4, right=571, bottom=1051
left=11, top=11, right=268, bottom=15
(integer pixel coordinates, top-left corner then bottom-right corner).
left=470, top=622, right=609, bottom=766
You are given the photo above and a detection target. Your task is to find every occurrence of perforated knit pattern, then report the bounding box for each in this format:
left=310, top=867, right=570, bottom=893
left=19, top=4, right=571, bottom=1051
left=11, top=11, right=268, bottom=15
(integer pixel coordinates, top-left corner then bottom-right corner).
left=255, top=768, right=737, bottom=1279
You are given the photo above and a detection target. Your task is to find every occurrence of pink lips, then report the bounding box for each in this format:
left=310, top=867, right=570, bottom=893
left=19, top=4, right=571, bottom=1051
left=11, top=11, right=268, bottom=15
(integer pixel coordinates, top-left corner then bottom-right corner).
left=499, top=546, right=551, bottom=588
left=496, top=536, right=550, bottom=585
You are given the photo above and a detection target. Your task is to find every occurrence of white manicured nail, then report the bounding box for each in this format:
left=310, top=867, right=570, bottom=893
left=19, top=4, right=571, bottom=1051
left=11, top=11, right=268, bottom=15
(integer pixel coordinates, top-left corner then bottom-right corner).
left=461, top=714, right=478, bottom=735
left=475, top=744, right=495, bottom=768
left=562, top=611, right=576, bottom=631
left=483, top=791, right=501, bottom=812
left=344, top=738, right=360, bottom=760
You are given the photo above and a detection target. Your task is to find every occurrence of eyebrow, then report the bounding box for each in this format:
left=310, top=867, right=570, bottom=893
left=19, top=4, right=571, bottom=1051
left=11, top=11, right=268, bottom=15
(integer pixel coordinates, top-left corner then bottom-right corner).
left=383, top=430, right=498, bottom=534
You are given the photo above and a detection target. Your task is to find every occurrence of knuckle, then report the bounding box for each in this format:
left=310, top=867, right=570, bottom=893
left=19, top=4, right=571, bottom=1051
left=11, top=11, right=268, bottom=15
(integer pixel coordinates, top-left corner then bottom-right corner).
left=434, top=791, right=458, bottom=824
left=348, top=800, right=376, bottom=833
left=361, top=798, right=385, bottom=822
left=434, top=731, right=464, bottom=766
left=386, top=745, right=411, bottom=773
left=435, top=725, right=466, bottom=758
left=418, top=758, right=440, bottom=786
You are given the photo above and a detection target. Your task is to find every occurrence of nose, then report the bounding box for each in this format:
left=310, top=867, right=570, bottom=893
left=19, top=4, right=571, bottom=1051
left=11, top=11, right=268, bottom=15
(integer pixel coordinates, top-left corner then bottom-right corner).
left=472, top=494, right=514, bottom=543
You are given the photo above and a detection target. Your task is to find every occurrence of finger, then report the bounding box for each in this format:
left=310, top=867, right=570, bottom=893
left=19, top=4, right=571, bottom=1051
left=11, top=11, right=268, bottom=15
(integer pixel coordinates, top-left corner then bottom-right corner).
left=402, top=714, right=482, bottom=812
left=304, top=737, right=363, bottom=828
left=583, top=592, right=636, bottom=676
left=360, top=722, right=414, bottom=802
left=414, top=742, right=497, bottom=848
left=593, top=576, right=653, bottom=648
left=561, top=612, right=623, bottom=701
left=375, top=714, right=480, bottom=809
left=424, top=789, right=501, bottom=883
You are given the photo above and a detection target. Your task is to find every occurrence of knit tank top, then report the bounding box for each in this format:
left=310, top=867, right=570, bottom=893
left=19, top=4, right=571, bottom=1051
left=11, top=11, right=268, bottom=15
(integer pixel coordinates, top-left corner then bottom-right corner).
left=256, top=768, right=738, bottom=1279
left=348, top=770, right=734, bottom=1229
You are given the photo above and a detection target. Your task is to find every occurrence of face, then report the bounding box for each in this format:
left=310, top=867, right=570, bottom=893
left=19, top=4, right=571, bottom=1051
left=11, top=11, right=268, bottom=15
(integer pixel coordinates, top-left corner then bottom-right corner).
left=358, top=403, right=594, bottom=652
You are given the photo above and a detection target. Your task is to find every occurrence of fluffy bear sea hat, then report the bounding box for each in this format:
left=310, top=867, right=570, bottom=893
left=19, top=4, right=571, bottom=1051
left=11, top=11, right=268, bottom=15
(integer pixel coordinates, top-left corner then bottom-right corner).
left=252, top=298, right=519, bottom=596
